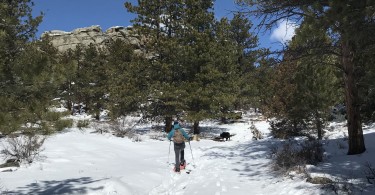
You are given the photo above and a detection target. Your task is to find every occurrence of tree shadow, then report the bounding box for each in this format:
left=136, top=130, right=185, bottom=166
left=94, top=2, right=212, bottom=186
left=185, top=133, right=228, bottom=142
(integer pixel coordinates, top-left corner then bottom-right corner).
left=200, top=138, right=332, bottom=193
left=203, top=138, right=280, bottom=180
left=7, top=177, right=107, bottom=195
left=308, top=131, right=375, bottom=178
left=202, top=130, right=375, bottom=193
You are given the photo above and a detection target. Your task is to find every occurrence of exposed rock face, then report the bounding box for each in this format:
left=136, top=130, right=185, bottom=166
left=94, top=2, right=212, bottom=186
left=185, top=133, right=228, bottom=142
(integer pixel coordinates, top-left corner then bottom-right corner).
left=42, top=25, right=142, bottom=53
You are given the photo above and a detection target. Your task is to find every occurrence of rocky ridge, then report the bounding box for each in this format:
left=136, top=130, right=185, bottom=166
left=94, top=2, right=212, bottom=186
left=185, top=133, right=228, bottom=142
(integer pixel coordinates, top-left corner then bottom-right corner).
left=42, top=25, right=143, bottom=53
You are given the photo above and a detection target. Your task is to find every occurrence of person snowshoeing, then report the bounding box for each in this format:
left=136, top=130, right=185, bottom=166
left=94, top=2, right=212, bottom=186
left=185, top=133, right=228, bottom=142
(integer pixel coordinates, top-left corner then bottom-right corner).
left=167, top=121, right=190, bottom=172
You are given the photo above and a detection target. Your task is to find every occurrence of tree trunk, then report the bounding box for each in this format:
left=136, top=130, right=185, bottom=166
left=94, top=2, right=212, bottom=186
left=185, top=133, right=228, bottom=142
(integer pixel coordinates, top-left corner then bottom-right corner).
left=315, top=111, right=322, bottom=140
left=68, top=81, right=73, bottom=115
left=342, top=40, right=366, bottom=155
left=292, top=120, right=298, bottom=134
left=95, top=102, right=102, bottom=121
left=193, top=121, right=200, bottom=134
left=67, top=100, right=72, bottom=115
left=165, top=116, right=173, bottom=133
left=95, top=108, right=100, bottom=121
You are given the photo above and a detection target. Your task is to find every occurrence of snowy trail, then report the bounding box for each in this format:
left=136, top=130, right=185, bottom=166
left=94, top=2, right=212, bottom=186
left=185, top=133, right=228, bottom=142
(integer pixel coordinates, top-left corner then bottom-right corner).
left=1, top=118, right=324, bottom=195
left=150, top=139, right=309, bottom=195
left=149, top=121, right=322, bottom=195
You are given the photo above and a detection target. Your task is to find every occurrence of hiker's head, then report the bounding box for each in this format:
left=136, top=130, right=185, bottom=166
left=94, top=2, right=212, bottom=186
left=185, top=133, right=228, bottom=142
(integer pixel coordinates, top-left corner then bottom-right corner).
left=173, top=121, right=181, bottom=129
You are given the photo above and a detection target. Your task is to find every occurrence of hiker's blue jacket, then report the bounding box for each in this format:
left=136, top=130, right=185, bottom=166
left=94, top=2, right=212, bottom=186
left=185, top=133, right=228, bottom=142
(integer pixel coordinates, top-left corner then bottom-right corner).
left=167, top=124, right=190, bottom=140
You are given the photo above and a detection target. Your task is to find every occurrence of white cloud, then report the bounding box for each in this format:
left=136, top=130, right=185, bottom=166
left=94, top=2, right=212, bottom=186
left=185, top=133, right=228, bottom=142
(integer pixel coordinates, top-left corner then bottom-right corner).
left=270, top=20, right=298, bottom=45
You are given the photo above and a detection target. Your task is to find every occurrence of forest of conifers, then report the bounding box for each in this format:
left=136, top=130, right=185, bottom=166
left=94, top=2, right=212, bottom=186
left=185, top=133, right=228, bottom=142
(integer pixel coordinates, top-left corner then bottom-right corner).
left=1, top=0, right=374, bottom=155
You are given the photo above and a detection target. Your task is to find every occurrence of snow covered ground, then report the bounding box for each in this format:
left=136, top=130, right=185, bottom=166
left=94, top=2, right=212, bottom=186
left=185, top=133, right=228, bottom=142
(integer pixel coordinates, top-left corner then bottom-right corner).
left=1, top=112, right=375, bottom=195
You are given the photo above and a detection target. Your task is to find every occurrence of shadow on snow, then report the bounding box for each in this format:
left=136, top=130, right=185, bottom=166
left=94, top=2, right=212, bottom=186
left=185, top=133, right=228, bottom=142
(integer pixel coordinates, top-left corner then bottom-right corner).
left=202, top=138, right=278, bottom=180
left=201, top=131, right=375, bottom=184
left=7, top=177, right=106, bottom=195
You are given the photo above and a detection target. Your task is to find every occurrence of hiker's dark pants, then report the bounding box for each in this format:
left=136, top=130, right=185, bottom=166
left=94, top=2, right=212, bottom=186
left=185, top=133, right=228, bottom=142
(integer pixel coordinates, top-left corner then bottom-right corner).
left=174, top=142, right=185, bottom=170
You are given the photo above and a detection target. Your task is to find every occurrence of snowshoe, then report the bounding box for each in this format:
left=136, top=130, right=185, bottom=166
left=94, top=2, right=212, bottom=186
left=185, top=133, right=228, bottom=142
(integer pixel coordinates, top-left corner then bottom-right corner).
left=180, top=161, right=186, bottom=170
left=173, top=167, right=181, bottom=173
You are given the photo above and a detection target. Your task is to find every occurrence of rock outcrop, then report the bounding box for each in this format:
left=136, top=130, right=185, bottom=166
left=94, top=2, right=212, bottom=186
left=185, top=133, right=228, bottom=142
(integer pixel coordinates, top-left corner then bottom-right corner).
left=42, top=25, right=143, bottom=53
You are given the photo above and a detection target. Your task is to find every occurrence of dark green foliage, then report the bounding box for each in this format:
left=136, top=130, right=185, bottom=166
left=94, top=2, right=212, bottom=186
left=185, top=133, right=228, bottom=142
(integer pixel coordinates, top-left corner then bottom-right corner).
left=43, top=111, right=69, bottom=122
left=125, top=0, right=190, bottom=123
left=55, top=48, right=79, bottom=113
left=54, top=43, right=109, bottom=120
left=105, top=39, right=148, bottom=119
left=356, top=20, right=375, bottom=123
left=228, top=14, right=259, bottom=110
left=0, top=0, right=264, bottom=135
left=238, top=0, right=375, bottom=154
left=0, top=0, right=66, bottom=134
left=77, top=44, right=108, bottom=120
left=270, top=120, right=305, bottom=139
left=77, top=120, right=90, bottom=129
left=262, top=24, right=341, bottom=139
left=125, top=1, right=261, bottom=130
left=54, top=119, right=73, bottom=132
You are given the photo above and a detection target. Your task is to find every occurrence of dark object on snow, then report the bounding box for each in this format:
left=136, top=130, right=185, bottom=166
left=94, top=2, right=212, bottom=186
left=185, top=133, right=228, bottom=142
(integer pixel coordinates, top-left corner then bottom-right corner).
left=213, top=133, right=235, bottom=142
left=220, top=132, right=231, bottom=141
left=0, top=159, right=20, bottom=168
left=213, top=137, right=225, bottom=142
left=306, top=176, right=333, bottom=184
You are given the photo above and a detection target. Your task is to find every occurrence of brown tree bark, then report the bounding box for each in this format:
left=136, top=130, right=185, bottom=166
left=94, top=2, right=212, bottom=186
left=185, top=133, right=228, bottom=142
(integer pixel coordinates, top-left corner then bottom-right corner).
left=165, top=116, right=173, bottom=133
left=193, top=121, right=200, bottom=134
left=313, top=110, right=323, bottom=140
left=341, top=40, right=366, bottom=155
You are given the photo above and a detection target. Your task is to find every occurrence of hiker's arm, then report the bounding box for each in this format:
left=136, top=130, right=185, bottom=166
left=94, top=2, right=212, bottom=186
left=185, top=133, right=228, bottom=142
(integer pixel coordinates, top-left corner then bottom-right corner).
left=181, top=129, right=190, bottom=140
left=167, top=130, right=174, bottom=140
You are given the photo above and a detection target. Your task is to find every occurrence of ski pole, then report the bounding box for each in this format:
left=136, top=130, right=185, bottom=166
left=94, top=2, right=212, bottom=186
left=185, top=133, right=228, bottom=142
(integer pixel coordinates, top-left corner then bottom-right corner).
left=188, top=140, right=196, bottom=168
left=168, top=140, right=171, bottom=164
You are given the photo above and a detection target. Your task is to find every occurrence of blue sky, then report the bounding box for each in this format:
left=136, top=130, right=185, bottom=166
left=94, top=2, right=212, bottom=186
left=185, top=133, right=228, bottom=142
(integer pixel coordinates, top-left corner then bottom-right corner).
left=32, top=0, right=295, bottom=50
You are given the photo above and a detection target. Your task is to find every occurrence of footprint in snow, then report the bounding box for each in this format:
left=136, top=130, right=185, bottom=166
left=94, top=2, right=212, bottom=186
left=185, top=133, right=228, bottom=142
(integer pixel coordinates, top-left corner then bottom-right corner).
left=222, top=185, right=227, bottom=192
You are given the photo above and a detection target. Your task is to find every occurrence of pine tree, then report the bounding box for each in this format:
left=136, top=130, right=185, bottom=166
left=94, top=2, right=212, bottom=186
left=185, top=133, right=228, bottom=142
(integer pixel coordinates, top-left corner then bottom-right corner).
left=78, top=44, right=108, bottom=120
left=291, top=22, right=341, bottom=139
left=105, top=39, right=149, bottom=119
left=238, top=0, right=374, bottom=154
left=56, top=48, right=78, bottom=114
left=211, top=17, right=241, bottom=122
left=126, top=0, right=261, bottom=133
left=176, top=0, right=219, bottom=134
left=260, top=19, right=342, bottom=139
left=14, top=38, right=62, bottom=134
left=228, top=13, right=259, bottom=110
left=182, top=13, right=259, bottom=126
left=0, top=0, right=49, bottom=134
left=125, top=0, right=188, bottom=131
